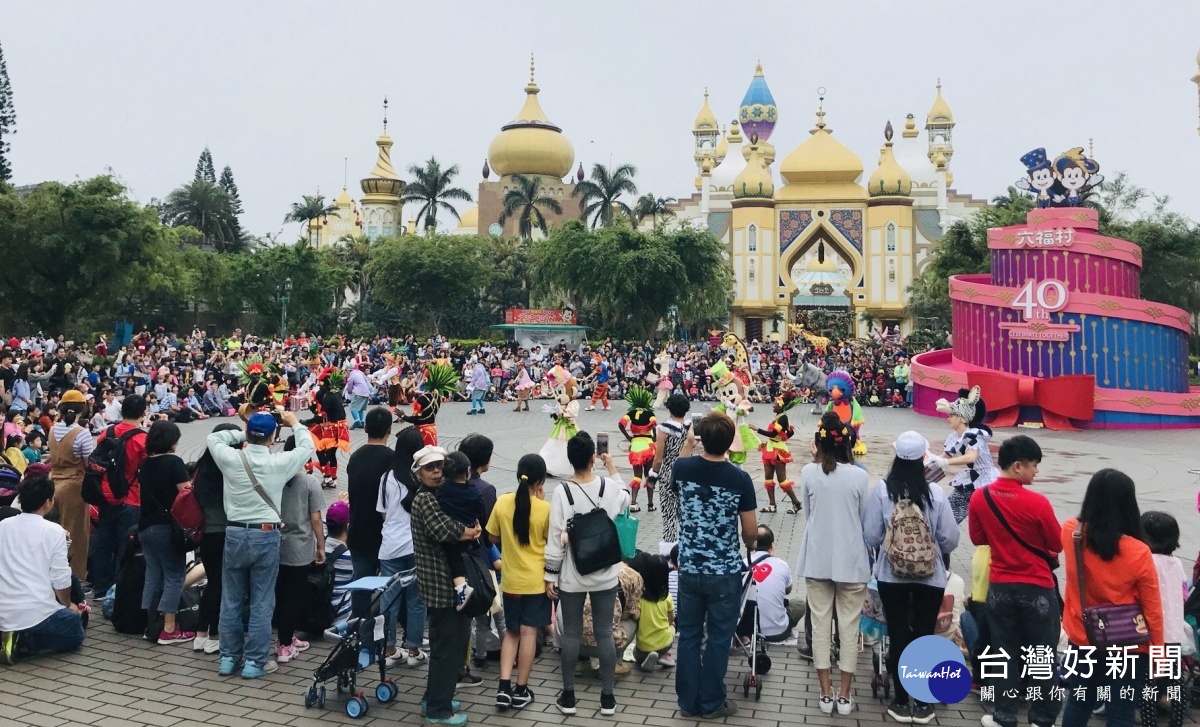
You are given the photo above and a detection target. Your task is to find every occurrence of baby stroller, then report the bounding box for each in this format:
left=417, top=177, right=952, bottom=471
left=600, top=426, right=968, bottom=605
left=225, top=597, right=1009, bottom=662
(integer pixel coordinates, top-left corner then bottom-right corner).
left=861, top=551, right=891, bottom=702
left=734, top=550, right=773, bottom=701
left=303, top=573, right=402, bottom=719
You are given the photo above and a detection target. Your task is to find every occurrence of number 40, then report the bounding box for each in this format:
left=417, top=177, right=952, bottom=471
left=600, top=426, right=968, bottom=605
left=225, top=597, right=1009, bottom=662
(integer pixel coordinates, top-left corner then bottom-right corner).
left=1012, top=279, right=1068, bottom=320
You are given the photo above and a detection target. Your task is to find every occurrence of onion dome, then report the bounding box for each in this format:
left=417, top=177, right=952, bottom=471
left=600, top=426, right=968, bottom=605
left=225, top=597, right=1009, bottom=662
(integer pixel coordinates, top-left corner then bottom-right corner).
left=487, top=55, right=575, bottom=178
left=360, top=98, right=405, bottom=197
left=458, top=204, right=479, bottom=230
left=926, top=80, right=954, bottom=126
left=693, top=88, right=719, bottom=132
left=780, top=102, right=863, bottom=185
left=867, top=122, right=912, bottom=197
left=893, top=114, right=937, bottom=188
left=738, top=61, right=778, bottom=144
left=733, top=138, right=774, bottom=199
left=709, top=121, right=747, bottom=193
left=576, top=162, right=585, bottom=183
left=482, top=159, right=491, bottom=180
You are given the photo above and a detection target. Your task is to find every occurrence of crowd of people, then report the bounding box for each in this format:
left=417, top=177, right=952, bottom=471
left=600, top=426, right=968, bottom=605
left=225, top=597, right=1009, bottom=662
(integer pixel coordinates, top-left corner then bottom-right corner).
left=0, top=328, right=1195, bottom=727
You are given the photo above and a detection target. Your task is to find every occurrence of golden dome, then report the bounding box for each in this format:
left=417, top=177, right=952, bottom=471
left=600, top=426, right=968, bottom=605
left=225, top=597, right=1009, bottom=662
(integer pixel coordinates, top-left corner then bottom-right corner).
left=335, top=186, right=353, bottom=206
left=693, top=88, right=718, bottom=132
left=360, top=131, right=405, bottom=197
left=867, top=122, right=912, bottom=197
left=780, top=106, right=864, bottom=185
left=487, top=56, right=575, bottom=179
left=458, top=204, right=479, bottom=230
left=926, top=80, right=954, bottom=126
left=733, top=142, right=774, bottom=199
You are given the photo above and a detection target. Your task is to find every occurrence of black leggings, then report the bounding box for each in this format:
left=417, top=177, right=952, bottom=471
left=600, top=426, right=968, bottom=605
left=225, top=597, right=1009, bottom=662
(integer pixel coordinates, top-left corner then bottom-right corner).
left=197, top=531, right=224, bottom=637
left=275, top=564, right=309, bottom=646
left=877, top=581, right=946, bottom=705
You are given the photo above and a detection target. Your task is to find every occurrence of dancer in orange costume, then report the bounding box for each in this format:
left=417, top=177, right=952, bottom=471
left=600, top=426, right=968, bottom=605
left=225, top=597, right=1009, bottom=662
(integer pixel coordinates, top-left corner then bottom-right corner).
left=757, top=391, right=801, bottom=514
left=618, top=386, right=657, bottom=512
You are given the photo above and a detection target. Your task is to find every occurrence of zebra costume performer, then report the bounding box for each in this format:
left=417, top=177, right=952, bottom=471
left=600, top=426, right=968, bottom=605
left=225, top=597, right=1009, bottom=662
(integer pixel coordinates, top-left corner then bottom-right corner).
left=935, top=386, right=999, bottom=523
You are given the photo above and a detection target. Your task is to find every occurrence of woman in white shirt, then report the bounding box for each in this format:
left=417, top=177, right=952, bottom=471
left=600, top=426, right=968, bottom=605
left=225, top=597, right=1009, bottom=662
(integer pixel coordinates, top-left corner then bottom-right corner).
left=544, top=432, right=630, bottom=717
left=376, top=427, right=428, bottom=668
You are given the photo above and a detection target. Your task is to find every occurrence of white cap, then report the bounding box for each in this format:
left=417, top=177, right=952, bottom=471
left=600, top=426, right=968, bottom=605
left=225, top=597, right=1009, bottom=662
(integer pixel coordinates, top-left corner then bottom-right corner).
left=892, top=431, right=929, bottom=461
left=411, top=445, right=447, bottom=470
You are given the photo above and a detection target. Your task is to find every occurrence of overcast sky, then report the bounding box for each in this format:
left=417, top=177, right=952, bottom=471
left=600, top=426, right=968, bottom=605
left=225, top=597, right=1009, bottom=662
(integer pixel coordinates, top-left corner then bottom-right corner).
left=6, top=1, right=1200, bottom=238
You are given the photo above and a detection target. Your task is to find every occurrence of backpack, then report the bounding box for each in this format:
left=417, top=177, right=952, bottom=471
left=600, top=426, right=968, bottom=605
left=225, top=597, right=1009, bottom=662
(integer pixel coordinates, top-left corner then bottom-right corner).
left=300, top=544, right=348, bottom=634
left=82, top=425, right=141, bottom=507
left=883, top=498, right=937, bottom=579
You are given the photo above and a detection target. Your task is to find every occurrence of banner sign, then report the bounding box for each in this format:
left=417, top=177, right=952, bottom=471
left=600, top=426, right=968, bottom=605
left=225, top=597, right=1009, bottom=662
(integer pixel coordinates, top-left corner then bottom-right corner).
left=504, top=308, right=577, bottom=325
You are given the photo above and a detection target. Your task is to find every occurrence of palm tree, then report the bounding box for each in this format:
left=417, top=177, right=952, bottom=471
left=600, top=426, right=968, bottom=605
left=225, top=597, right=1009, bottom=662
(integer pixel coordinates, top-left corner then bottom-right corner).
left=498, top=174, right=563, bottom=240
left=401, top=157, right=473, bottom=234
left=573, top=163, right=638, bottom=228
left=634, top=193, right=677, bottom=226
left=160, top=179, right=242, bottom=252
left=334, top=234, right=374, bottom=305
left=284, top=194, right=338, bottom=244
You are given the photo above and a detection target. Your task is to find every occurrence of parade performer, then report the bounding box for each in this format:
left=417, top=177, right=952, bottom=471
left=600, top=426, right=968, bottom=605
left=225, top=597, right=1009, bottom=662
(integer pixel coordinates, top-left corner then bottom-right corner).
left=651, top=351, right=674, bottom=409
left=512, top=361, right=534, bottom=412
left=584, top=354, right=612, bottom=411
left=307, top=367, right=349, bottom=488
left=930, top=386, right=999, bottom=523
left=538, top=364, right=579, bottom=478
left=757, top=391, right=802, bottom=514
left=824, top=369, right=866, bottom=457
left=239, top=360, right=277, bottom=413
left=618, top=386, right=657, bottom=512
left=401, top=363, right=459, bottom=447
left=711, top=361, right=758, bottom=467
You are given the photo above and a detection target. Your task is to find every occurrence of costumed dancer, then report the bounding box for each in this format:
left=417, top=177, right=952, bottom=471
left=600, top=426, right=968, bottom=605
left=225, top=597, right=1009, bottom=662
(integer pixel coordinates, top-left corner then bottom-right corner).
left=618, top=386, right=657, bottom=512
left=584, top=354, right=612, bottom=412
left=401, top=363, right=459, bottom=447
left=824, top=370, right=866, bottom=456
left=537, top=365, right=579, bottom=478
left=238, top=361, right=277, bottom=415
left=757, top=391, right=802, bottom=514
left=307, top=367, right=349, bottom=488
left=651, top=351, right=673, bottom=409
left=929, top=386, right=999, bottom=523
left=512, top=361, right=534, bottom=412
left=711, top=361, right=759, bottom=467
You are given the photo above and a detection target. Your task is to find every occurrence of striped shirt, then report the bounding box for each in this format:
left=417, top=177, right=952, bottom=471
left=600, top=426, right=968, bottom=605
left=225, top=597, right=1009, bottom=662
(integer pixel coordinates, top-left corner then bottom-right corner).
left=325, top=537, right=354, bottom=624
left=51, top=422, right=94, bottom=459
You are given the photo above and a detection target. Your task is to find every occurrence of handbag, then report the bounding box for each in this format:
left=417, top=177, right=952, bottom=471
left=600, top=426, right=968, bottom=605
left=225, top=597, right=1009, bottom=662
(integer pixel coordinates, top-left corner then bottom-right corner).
left=1072, top=524, right=1150, bottom=648
left=614, top=507, right=639, bottom=559
left=982, top=488, right=1064, bottom=614
left=459, top=550, right=498, bottom=618
left=562, top=478, right=622, bottom=575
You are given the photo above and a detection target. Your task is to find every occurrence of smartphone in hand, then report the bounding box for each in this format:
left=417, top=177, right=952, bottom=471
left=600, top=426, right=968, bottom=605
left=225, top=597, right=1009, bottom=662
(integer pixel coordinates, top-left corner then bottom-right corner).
left=596, top=432, right=609, bottom=456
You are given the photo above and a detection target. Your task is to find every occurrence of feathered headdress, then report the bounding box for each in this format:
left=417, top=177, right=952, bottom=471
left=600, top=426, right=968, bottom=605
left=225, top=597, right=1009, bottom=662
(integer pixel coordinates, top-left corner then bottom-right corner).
left=422, top=364, right=460, bottom=401
left=240, top=359, right=280, bottom=408
left=774, top=390, right=800, bottom=413
left=826, top=370, right=856, bottom=400
left=624, top=386, right=654, bottom=416
left=318, top=366, right=345, bottom=390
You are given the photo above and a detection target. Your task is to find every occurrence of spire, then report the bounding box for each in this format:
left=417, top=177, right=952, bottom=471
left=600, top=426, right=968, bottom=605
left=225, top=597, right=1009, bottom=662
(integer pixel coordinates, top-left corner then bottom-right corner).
left=902, top=113, right=919, bottom=138
left=754, top=60, right=763, bottom=76
left=482, top=158, right=490, bottom=180
left=526, top=52, right=538, bottom=94
left=812, top=87, right=828, bottom=132
left=382, top=96, right=388, bottom=133
left=576, top=162, right=585, bottom=183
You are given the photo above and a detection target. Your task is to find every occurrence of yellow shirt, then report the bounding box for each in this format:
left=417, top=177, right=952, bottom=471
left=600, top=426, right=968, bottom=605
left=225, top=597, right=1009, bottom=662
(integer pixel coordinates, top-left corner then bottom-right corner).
left=4, top=447, right=27, bottom=475
left=637, top=595, right=674, bottom=652
left=486, top=492, right=550, bottom=595
left=971, top=545, right=991, bottom=602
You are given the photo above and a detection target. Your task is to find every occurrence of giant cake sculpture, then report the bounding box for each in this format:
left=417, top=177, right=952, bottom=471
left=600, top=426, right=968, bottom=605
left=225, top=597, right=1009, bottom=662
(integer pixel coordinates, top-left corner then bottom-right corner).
left=912, top=147, right=1199, bottom=429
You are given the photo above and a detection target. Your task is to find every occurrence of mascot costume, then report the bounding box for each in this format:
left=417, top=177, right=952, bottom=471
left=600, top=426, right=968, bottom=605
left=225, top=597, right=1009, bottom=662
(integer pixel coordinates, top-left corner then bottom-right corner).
left=618, top=386, right=657, bottom=512
left=757, top=391, right=801, bottom=514
left=306, top=367, right=349, bottom=488
left=512, top=362, right=534, bottom=412
left=402, top=363, right=459, bottom=447
left=650, top=351, right=674, bottom=409
left=711, top=361, right=758, bottom=466
left=824, top=370, right=866, bottom=456
left=934, top=386, right=1000, bottom=523
left=538, top=365, right=580, bottom=478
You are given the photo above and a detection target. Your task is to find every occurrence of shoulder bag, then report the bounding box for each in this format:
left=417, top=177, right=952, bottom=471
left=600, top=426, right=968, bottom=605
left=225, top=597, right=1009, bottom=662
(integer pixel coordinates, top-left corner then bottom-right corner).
left=562, top=477, right=622, bottom=575
left=982, top=487, right=1064, bottom=613
left=239, top=449, right=282, bottom=521
left=1072, top=523, right=1150, bottom=648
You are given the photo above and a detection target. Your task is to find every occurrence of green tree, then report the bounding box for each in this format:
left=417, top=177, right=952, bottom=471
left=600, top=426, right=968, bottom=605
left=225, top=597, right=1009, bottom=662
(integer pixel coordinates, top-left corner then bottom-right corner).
left=284, top=194, right=337, bottom=243
left=195, top=147, right=216, bottom=184
left=0, top=39, right=15, bottom=183
left=160, top=179, right=243, bottom=252
left=368, top=234, right=492, bottom=334
left=218, top=165, right=244, bottom=215
left=334, top=234, right=375, bottom=306
left=401, top=157, right=473, bottom=234
left=634, top=193, right=676, bottom=226
left=498, top=173, right=563, bottom=240
left=235, top=241, right=350, bottom=334
left=573, top=163, right=638, bottom=228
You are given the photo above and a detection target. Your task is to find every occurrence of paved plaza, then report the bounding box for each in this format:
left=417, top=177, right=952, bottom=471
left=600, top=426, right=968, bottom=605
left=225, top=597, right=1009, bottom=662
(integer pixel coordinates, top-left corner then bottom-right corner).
left=2, top=401, right=1198, bottom=727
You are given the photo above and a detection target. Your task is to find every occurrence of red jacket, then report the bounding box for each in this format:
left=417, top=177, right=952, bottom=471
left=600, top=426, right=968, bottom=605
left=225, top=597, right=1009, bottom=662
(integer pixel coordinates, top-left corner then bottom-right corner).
left=95, top=422, right=147, bottom=507
left=968, top=477, right=1061, bottom=589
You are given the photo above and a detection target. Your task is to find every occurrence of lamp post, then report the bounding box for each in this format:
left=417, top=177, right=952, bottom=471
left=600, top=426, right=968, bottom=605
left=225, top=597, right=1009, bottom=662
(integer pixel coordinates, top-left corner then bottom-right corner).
left=277, top=277, right=292, bottom=339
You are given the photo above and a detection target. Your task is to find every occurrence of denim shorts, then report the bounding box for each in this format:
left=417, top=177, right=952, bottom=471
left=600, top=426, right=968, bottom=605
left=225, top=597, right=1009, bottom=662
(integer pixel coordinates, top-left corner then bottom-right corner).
left=502, top=592, right=552, bottom=630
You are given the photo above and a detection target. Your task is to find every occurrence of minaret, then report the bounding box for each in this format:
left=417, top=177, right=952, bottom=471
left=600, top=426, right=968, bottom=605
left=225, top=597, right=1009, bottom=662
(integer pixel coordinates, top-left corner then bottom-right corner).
left=360, top=97, right=405, bottom=240
left=925, top=80, right=955, bottom=167
left=692, top=88, right=720, bottom=190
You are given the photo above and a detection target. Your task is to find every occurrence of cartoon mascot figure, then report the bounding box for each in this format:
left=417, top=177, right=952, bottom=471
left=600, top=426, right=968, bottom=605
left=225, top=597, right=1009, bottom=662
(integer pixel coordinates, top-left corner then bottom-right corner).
left=824, top=370, right=866, bottom=456
left=711, top=361, right=759, bottom=467
left=758, top=391, right=802, bottom=514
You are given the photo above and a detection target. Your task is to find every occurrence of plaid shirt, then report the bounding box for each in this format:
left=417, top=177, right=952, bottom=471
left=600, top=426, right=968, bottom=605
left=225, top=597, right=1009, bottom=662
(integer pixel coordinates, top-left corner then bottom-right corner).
left=411, top=488, right=467, bottom=609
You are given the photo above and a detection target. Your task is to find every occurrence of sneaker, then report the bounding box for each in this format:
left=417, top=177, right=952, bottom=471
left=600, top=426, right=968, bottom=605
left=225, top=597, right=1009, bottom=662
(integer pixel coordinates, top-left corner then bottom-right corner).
left=420, top=699, right=462, bottom=716
left=472, top=655, right=488, bottom=670
left=837, top=697, right=853, bottom=715
left=556, top=691, right=577, bottom=715
left=702, top=700, right=738, bottom=718
left=454, top=583, right=474, bottom=612
left=193, top=635, right=210, bottom=651
left=407, top=648, right=429, bottom=667
left=657, top=651, right=676, bottom=668
left=424, top=713, right=467, bottom=726
left=819, top=695, right=835, bottom=714
left=780, top=636, right=799, bottom=647
left=277, top=644, right=298, bottom=663
left=980, top=716, right=1005, bottom=727
left=217, top=656, right=240, bottom=676
left=798, top=643, right=814, bottom=661
left=613, top=661, right=631, bottom=676
left=510, top=687, right=533, bottom=710
left=0, top=631, right=18, bottom=665
left=458, top=668, right=483, bottom=686
left=910, top=702, right=935, bottom=725
left=639, top=652, right=659, bottom=671
left=241, top=660, right=278, bottom=679
left=384, top=648, right=403, bottom=668
left=887, top=700, right=913, bottom=723
left=290, top=637, right=310, bottom=652
left=157, top=629, right=197, bottom=645
left=204, top=638, right=220, bottom=655
left=600, top=692, right=616, bottom=716
left=495, top=689, right=513, bottom=710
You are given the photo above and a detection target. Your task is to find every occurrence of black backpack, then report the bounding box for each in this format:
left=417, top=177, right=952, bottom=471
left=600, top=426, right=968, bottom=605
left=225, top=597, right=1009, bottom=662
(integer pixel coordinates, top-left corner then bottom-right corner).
left=111, top=530, right=148, bottom=635
left=300, top=544, right=348, bottom=634
left=82, top=425, right=140, bottom=507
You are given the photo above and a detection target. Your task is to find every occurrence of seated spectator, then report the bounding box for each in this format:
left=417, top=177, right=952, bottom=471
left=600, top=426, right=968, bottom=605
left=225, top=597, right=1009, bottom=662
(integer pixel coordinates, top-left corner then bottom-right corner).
left=324, top=501, right=354, bottom=630
left=737, top=525, right=802, bottom=645
left=634, top=554, right=676, bottom=670
left=0, top=476, right=86, bottom=662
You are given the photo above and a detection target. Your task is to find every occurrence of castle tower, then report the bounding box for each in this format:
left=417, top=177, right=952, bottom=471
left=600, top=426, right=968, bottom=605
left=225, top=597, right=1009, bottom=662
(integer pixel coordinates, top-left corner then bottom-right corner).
left=738, top=61, right=778, bottom=165
left=692, top=89, right=720, bottom=190
left=359, top=98, right=405, bottom=240
left=865, top=121, right=914, bottom=330
left=925, top=80, right=955, bottom=166
left=730, top=138, right=779, bottom=340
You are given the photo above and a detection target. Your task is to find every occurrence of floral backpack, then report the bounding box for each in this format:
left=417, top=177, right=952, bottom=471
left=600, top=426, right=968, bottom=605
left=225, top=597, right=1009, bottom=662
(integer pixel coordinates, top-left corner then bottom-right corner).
left=883, top=499, right=937, bottom=579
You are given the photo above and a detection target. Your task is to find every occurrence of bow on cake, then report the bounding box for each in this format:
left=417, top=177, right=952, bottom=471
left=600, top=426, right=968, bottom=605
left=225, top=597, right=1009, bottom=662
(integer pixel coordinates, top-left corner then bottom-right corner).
left=967, top=371, right=1095, bottom=431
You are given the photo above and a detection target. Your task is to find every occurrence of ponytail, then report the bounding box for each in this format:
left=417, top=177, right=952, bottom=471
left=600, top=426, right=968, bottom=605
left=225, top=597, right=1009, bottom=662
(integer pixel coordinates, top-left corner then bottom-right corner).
left=513, top=453, right=547, bottom=547
left=61, top=403, right=84, bottom=427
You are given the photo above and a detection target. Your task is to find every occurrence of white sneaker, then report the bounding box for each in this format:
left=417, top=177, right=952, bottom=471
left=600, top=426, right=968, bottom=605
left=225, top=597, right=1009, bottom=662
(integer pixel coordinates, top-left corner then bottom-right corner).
left=193, top=635, right=209, bottom=651
left=819, top=696, right=835, bottom=714
left=837, top=697, right=854, bottom=715
left=407, top=649, right=429, bottom=667
left=204, top=638, right=220, bottom=655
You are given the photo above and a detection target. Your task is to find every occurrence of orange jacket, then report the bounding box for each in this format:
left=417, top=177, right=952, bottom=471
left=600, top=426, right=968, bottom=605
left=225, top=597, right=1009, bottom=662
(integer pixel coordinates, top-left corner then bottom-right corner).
left=1060, top=518, right=1163, bottom=650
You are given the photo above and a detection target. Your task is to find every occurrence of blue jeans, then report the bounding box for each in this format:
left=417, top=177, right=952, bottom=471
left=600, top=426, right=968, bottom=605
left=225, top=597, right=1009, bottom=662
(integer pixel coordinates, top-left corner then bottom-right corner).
left=219, top=527, right=280, bottom=668
left=350, top=395, right=368, bottom=426
left=140, top=524, right=187, bottom=616
left=380, top=554, right=425, bottom=649
left=89, top=503, right=140, bottom=594
left=470, top=388, right=485, bottom=411
left=676, top=572, right=742, bottom=715
left=1060, top=646, right=1136, bottom=727
left=18, top=607, right=85, bottom=654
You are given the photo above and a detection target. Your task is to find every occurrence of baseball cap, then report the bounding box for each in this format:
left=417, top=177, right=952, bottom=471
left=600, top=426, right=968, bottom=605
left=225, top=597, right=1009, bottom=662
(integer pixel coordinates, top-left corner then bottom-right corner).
left=892, top=431, right=930, bottom=461
left=326, top=500, right=350, bottom=527
left=411, top=445, right=447, bottom=471
left=246, top=411, right=279, bottom=438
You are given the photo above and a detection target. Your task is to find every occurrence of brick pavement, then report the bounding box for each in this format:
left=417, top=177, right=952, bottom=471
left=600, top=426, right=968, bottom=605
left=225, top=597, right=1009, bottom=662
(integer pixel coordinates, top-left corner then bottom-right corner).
left=3, top=401, right=1198, bottom=726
